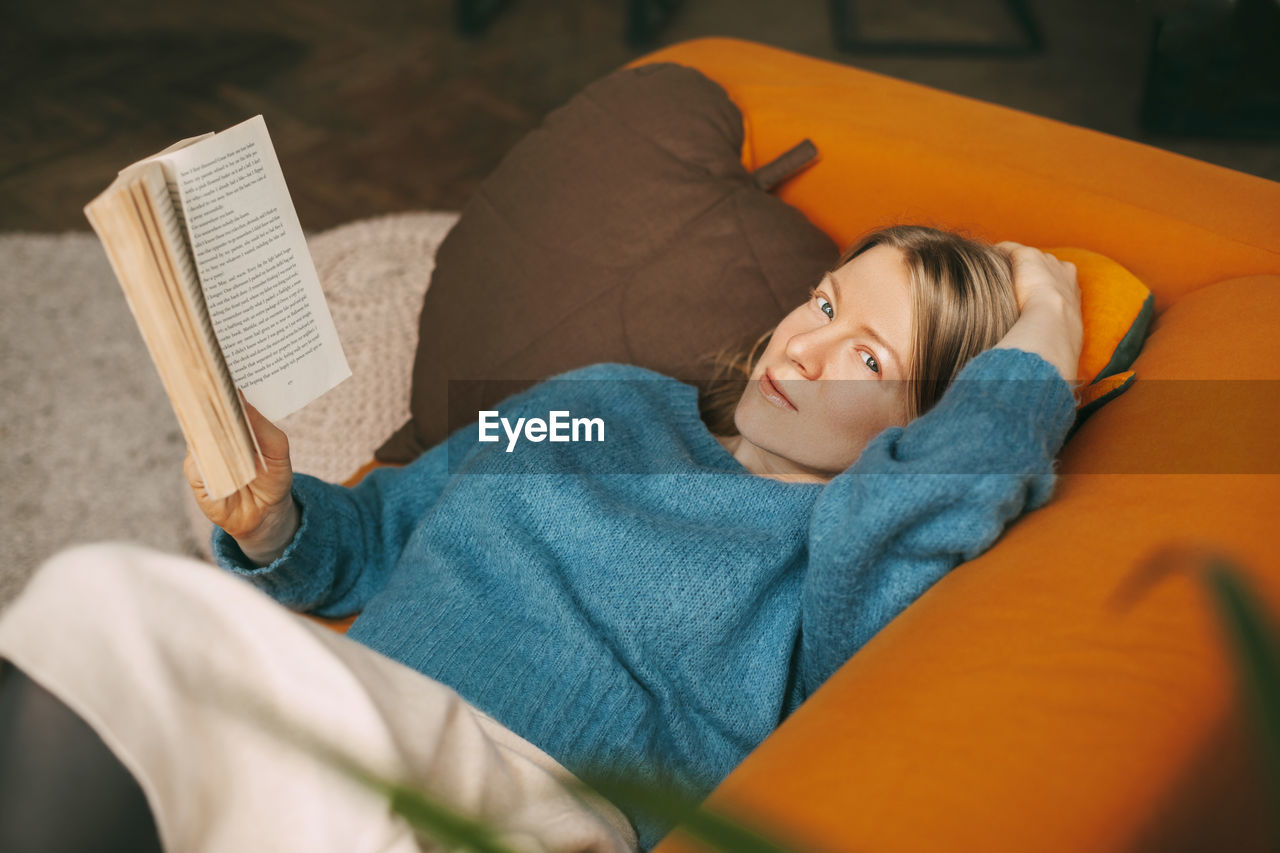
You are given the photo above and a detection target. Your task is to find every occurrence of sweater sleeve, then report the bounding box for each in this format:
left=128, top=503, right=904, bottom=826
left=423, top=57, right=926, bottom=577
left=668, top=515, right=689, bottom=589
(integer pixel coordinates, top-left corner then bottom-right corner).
left=799, top=347, right=1076, bottom=698
left=209, top=422, right=478, bottom=618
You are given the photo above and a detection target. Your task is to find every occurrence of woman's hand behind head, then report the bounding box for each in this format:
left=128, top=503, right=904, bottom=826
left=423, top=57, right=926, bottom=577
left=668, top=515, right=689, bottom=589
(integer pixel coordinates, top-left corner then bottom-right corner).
left=993, top=242, right=1084, bottom=385
left=997, top=242, right=1082, bottom=315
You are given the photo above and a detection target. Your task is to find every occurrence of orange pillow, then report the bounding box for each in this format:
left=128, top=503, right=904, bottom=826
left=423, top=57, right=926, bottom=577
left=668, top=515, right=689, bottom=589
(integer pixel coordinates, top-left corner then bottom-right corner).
left=1045, top=247, right=1154, bottom=431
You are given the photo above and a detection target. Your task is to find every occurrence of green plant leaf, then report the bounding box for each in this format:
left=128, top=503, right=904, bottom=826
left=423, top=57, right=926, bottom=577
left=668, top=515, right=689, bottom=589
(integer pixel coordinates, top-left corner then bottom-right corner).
left=573, top=773, right=807, bottom=853
left=1109, top=546, right=1280, bottom=844
left=384, top=782, right=524, bottom=853
left=1203, top=558, right=1280, bottom=822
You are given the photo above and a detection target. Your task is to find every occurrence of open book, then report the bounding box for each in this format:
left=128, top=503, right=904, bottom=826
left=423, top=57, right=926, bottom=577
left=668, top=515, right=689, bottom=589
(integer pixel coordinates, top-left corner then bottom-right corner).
left=85, top=115, right=351, bottom=500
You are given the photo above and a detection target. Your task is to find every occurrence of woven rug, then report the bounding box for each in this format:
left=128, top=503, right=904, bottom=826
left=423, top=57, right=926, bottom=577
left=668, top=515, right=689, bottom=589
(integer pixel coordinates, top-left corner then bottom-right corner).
left=0, top=212, right=458, bottom=608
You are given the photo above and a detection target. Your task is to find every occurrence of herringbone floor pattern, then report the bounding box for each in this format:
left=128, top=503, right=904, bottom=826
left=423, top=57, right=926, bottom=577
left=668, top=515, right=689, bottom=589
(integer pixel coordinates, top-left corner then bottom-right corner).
left=4, top=0, right=1278, bottom=233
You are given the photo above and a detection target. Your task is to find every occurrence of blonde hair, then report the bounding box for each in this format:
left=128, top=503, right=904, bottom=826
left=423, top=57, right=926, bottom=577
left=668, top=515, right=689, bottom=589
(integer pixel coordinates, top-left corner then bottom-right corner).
left=699, top=225, right=1019, bottom=436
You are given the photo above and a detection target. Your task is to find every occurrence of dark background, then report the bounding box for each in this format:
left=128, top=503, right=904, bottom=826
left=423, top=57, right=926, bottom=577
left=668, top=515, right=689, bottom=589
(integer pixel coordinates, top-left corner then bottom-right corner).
left=3, top=0, right=1278, bottom=233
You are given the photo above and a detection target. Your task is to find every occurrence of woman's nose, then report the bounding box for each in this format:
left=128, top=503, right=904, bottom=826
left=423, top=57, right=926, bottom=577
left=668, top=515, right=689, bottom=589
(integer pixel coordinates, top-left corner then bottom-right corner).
left=784, top=328, right=831, bottom=380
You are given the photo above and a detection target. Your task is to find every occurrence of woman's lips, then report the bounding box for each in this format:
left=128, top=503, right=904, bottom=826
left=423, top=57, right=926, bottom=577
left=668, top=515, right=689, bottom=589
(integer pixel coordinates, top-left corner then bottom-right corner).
left=759, top=370, right=797, bottom=412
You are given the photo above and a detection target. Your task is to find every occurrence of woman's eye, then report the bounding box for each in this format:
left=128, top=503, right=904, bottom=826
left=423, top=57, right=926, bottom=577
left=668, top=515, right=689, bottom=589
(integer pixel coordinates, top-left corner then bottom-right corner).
left=860, top=351, right=880, bottom=374
left=815, top=294, right=834, bottom=319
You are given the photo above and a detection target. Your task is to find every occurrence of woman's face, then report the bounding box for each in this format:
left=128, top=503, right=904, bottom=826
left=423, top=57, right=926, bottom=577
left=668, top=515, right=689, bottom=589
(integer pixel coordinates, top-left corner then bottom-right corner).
left=731, top=244, right=915, bottom=480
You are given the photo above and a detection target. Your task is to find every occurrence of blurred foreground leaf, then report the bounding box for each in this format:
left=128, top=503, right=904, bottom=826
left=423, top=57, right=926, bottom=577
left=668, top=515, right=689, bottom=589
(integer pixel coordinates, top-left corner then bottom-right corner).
left=383, top=781, right=523, bottom=853
left=1202, top=558, right=1280, bottom=823
left=572, top=773, right=802, bottom=853
left=1115, top=546, right=1280, bottom=842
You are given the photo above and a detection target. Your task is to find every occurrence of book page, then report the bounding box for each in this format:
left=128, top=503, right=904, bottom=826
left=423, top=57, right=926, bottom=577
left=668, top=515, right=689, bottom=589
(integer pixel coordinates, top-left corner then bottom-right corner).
left=136, top=166, right=262, bottom=478
left=158, top=115, right=350, bottom=423
left=137, top=166, right=246, bottom=439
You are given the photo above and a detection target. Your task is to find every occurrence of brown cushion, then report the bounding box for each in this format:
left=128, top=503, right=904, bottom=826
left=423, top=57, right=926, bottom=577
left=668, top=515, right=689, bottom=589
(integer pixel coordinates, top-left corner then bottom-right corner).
left=375, top=63, right=837, bottom=462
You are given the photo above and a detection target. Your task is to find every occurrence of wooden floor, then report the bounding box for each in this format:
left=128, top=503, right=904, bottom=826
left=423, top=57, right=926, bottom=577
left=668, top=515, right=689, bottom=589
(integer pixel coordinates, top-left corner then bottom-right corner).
left=4, top=0, right=1278, bottom=233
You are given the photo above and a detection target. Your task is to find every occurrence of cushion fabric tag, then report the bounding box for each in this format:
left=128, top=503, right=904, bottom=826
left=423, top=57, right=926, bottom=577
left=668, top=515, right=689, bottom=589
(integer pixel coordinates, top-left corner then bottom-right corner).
left=752, top=139, right=820, bottom=192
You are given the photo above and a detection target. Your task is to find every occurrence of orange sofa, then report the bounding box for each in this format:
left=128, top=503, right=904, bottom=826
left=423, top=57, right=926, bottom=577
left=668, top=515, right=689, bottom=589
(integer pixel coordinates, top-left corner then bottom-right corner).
left=340, top=38, right=1280, bottom=853
left=627, top=38, right=1280, bottom=853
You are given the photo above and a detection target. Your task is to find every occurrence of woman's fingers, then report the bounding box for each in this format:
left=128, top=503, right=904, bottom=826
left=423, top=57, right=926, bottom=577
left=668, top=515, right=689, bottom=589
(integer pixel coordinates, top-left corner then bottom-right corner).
left=240, top=395, right=290, bottom=465
left=183, top=450, right=236, bottom=530
left=179, top=395, right=296, bottom=544
left=1000, top=242, right=1080, bottom=313
left=182, top=451, right=206, bottom=499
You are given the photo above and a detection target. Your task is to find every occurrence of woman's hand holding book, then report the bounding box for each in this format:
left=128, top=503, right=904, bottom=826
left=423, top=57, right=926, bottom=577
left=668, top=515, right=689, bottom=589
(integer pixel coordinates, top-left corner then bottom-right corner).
left=184, top=398, right=300, bottom=567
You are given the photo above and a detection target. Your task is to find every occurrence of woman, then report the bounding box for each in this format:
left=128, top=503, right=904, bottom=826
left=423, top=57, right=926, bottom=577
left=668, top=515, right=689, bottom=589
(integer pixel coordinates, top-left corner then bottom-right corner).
left=0, top=227, right=1081, bottom=853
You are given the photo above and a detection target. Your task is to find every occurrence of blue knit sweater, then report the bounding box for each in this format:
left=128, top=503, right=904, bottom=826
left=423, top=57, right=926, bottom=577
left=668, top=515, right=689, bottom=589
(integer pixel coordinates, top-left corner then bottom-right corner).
left=212, top=347, right=1075, bottom=850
